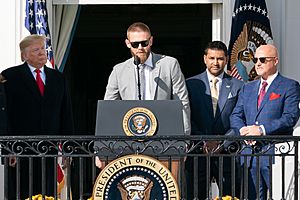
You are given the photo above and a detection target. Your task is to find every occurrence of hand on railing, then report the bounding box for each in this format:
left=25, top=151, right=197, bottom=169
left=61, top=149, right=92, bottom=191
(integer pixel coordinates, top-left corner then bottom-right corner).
left=240, top=125, right=262, bottom=145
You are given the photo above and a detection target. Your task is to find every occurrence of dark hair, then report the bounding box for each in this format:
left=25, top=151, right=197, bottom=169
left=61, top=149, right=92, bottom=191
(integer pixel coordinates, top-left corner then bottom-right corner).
left=204, top=41, right=228, bottom=57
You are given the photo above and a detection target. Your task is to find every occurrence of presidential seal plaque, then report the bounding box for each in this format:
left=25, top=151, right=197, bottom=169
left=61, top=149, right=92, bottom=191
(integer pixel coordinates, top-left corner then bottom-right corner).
left=92, top=154, right=180, bottom=200
left=123, top=107, right=157, bottom=137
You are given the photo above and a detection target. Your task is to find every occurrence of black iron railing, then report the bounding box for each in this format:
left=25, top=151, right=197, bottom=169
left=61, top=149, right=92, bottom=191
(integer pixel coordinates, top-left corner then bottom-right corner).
left=0, top=135, right=299, bottom=200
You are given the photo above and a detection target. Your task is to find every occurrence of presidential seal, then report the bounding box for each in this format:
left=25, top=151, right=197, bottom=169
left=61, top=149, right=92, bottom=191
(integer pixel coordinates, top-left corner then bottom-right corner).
left=123, top=107, right=157, bottom=136
left=92, top=154, right=180, bottom=200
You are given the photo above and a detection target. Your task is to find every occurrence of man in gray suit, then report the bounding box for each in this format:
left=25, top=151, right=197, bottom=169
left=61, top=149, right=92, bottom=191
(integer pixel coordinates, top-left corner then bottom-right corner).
left=97, top=22, right=190, bottom=177
left=185, top=41, right=243, bottom=199
left=104, top=22, right=190, bottom=135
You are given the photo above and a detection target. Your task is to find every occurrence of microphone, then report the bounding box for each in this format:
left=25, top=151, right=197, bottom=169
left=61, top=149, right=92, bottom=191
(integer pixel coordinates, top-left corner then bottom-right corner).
left=134, top=55, right=141, bottom=65
left=134, top=56, right=142, bottom=100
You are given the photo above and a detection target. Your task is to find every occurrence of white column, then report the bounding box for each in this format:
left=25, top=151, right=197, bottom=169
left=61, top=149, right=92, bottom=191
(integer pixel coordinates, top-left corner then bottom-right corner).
left=280, top=0, right=300, bottom=83
left=0, top=1, right=17, bottom=72
left=212, top=3, right=222, bottom=41
left=222, top=0, right=235, bottom=46
left=0, top=1, right=27, bottom=198
left=0, top=0, right=28, bottom=72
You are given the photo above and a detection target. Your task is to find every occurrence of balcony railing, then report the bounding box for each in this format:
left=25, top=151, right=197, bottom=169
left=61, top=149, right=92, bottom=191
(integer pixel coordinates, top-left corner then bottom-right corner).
left=0, top=135, right=299, bottom=200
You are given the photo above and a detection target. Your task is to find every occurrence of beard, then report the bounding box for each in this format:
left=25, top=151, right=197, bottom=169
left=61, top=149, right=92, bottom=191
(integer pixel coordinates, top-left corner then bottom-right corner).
left=131, top=49, right=151, bottom=64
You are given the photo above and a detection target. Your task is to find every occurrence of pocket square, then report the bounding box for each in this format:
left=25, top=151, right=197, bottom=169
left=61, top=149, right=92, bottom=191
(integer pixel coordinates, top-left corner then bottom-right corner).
left=269, top=92, right=280, bottom=100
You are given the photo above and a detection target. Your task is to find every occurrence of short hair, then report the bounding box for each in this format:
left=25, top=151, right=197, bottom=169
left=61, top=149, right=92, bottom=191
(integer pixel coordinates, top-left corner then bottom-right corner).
left=204, top=41, right=228, bottom=57
left=19, top=34, right=45, bottom=52
left=127, top=22, right=151, bottom=38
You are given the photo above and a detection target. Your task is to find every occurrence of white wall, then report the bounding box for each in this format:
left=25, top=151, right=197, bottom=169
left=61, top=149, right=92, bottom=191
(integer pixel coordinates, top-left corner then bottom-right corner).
left=282, top=0, right=300, bottom=83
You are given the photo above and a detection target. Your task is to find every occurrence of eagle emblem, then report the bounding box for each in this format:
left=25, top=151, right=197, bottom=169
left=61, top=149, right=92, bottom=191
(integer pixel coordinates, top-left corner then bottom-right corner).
left=123, top=107, right=157, bottom=137
left=132, top=115, right=148, bottom=134
left=117, top=175, right=154, bottom=200
left=230, top=21, right=273, bottom=81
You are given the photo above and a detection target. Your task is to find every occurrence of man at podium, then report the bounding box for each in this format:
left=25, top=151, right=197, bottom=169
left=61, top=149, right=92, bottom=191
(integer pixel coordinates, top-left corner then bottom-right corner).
left=103, top=22, right=190, bottom=135
left=96, top=22, right=190, bottom=179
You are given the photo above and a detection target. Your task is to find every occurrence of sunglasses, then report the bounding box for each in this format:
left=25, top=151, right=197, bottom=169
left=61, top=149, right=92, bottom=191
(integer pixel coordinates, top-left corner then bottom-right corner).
left=253, top=57, right=275, bottom=64
left=130, top=40, right=150, bottom=48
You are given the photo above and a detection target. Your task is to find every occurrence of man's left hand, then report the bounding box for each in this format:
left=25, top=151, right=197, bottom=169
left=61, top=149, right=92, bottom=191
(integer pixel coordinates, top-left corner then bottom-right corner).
left=203, top=141, right=221, bottom=154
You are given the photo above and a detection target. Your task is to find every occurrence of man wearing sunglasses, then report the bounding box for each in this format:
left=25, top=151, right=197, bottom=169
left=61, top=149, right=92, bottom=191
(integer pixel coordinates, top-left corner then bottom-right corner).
left=230, top=44, right=300, bottom=200
left=103, top=22, right=190, bottom=135
left=98, top=22, right=190, bottom=174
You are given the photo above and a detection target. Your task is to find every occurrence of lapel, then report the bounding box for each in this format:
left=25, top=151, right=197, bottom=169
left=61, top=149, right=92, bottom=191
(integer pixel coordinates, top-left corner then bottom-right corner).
left=256, top=74, right=282, bottom=117
left=150, top=53, right=162, bottom=100
left=20, top=63, right=43, bottom=100
left=43, top=67, right=54, bottom=100
left=201, top=72, right=215, bottom=118
left=248, top=80, right=260, bottom=114
left=128, top=59, right=139, bottom=100
left=215, top=74, right=232, bottom=119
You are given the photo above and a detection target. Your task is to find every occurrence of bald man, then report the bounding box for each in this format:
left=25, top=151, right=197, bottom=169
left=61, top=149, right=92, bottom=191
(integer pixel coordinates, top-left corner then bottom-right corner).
left=230, top=44, right=300, bottom=200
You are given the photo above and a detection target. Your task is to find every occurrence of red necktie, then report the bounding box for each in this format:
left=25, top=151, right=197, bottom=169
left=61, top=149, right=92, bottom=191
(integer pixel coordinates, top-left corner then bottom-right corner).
left=35, top=69, right=44, bottom=96
left=257, top=81, right=268, bottom=108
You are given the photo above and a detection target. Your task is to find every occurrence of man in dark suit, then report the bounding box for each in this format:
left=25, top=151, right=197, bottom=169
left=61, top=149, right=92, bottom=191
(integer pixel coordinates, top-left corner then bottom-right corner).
left=230, top=44, right=300, bottom=200
left=0, top=74, right=7, bottom=166
left=0, top=74, right=6, bottom=135
left=185, top=41, right=243, bottom=199
left=2, top=34, right=74, bottom=199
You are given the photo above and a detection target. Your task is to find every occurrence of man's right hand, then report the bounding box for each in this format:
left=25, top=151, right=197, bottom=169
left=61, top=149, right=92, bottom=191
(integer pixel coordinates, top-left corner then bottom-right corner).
left=95, top=156, right=105, bottom=169
left=9, top=156, right=16, bottom=167
left=240, top=126, right=257, bottom=145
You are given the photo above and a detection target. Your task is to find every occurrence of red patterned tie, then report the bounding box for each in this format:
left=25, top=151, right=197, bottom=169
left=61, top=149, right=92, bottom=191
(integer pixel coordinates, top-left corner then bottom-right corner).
left=35, top=69, right=44, bottom=96
left=257, top=81, right=268, bottom=108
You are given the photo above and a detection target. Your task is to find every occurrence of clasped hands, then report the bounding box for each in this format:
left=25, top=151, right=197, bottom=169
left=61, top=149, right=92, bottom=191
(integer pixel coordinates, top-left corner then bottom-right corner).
left=240, top=125, right=262, bottom=145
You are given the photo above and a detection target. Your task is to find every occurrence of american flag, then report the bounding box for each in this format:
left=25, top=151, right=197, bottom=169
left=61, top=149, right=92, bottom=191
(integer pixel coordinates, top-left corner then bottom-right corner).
left=25, top=0, right=54, bottom=68
left=228, top=0, right=273, bottom=82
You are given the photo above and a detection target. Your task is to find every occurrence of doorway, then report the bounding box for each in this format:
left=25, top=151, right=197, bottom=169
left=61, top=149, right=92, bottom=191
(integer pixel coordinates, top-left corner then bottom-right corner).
left=65, top=4, right=212, bottom=134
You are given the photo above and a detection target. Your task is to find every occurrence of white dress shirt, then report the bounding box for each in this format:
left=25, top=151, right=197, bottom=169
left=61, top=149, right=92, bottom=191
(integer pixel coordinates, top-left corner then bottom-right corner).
left=28, top=64, right=46, bottom=84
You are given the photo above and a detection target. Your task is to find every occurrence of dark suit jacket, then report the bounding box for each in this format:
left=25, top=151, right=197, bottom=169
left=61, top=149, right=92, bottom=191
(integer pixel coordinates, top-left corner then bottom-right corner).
left=230, top=73, right=300, bottom=166
left=2, top=63, right=74, bottom=136
left=185, top=71, right=243, bottom=199
left=0, top=80, right=7, bottom=135
left=186, top=71, right=244, bottom=136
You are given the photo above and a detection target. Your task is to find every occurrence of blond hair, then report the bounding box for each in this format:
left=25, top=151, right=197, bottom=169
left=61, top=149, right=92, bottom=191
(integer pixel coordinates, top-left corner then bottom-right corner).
left=127, top=22, right=151, bottom=38
left=19, top=34, right=46, bottom=61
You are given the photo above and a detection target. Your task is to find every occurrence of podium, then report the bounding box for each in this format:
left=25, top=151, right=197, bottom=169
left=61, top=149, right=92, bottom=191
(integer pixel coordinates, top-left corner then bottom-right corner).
left=94, top=100, right=186, bottom=180
left=95, top=100, right=184, bottom=136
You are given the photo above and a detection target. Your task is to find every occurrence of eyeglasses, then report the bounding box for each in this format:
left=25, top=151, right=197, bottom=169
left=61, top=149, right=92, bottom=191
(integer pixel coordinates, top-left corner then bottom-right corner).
left=130, top=40, right=150, bottom=48
left=253, top=57, right=276, bottom=64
